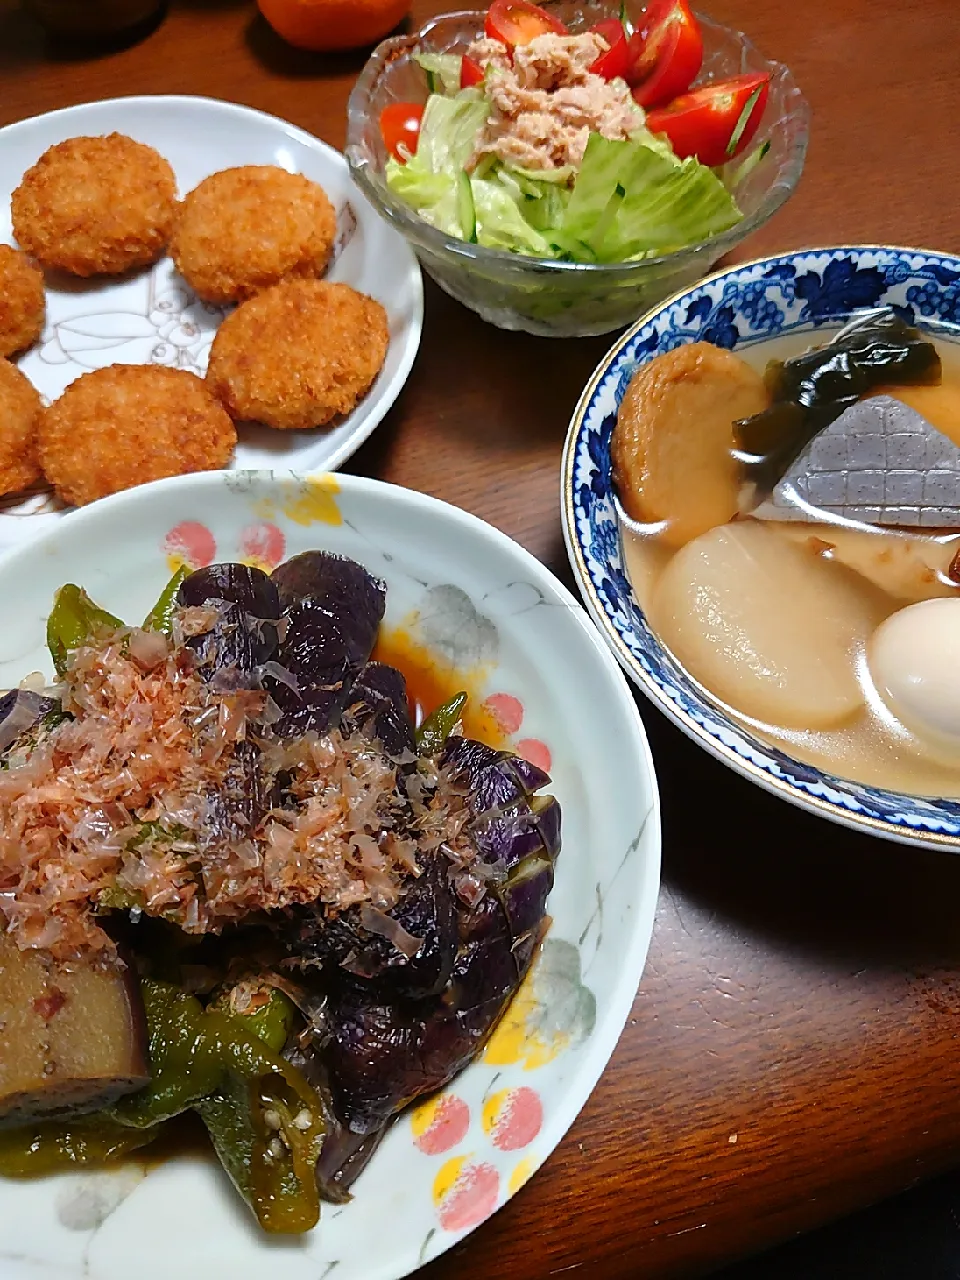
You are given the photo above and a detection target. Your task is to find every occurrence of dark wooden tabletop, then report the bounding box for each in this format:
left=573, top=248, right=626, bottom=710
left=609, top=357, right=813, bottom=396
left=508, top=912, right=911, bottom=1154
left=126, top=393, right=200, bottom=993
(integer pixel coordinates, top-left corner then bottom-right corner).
left=3, top=0, right=960, bottom=1275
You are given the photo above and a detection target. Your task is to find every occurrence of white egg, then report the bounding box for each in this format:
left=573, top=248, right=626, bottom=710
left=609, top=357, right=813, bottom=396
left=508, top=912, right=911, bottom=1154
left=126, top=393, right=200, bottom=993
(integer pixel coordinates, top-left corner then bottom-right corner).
left=868, top=599, right=960, bottom=747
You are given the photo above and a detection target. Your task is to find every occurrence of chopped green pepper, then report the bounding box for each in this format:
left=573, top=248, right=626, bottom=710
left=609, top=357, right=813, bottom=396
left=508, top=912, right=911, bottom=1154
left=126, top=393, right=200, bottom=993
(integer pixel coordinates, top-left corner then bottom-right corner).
left=46, top=584, right=123, bottom=678
left=197, top=1068, right=323, bottom=1235
left=197, top=982, right=322, bottom=1234
left=108, top=980, right=222, bottom=1128
left=142, top=567, right=188, bottom=635
left=416, top=691, right=468, bottom=756
left=209, top=981, right=296, bottom=1054
left=0, top=1115, right=161, bottom=1177
left=107, top=978, right=324, bottom=1231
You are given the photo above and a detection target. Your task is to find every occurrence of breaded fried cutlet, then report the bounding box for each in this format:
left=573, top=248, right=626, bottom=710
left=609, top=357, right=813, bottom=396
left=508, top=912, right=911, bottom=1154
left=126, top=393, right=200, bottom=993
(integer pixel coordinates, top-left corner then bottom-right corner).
left=170, top=165, right=337, bottom=305
left=0, top=359, right=43, bottom=497
left=205, top=279, right=389, bottom=431
left=11, top=134, right=177, bottom=277
left=38, top=365, right=236, bottom=507
left=0, top=246, right=45, bottom=358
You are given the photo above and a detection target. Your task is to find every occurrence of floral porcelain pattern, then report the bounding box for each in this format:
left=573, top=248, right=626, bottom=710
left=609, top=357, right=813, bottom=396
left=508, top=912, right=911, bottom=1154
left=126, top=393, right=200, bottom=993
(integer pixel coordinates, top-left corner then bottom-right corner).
left=565, top=246, right=960, bottom=847
left=0, top=470, right=660, bottom=1280
left=0, top=95, right=424, bottom=553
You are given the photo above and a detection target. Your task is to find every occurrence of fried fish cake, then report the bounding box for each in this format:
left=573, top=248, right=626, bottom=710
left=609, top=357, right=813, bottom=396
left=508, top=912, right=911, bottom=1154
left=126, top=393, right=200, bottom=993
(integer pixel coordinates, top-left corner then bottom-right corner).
left=11, top=134, right=177, bottom=277
left=38, top=365, right=237, bottom=507
left=206, top=279, right=389, bottom=430
left=0, top=359, right=43, bottom=497
left=170, top=165, right=338, bottom=305
left=0, top=246, right=45, bottom=358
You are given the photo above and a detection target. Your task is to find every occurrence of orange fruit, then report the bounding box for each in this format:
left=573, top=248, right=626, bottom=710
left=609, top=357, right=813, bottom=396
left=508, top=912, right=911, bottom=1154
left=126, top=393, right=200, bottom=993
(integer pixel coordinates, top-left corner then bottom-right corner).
left=256, top=0, right=410, bottom=51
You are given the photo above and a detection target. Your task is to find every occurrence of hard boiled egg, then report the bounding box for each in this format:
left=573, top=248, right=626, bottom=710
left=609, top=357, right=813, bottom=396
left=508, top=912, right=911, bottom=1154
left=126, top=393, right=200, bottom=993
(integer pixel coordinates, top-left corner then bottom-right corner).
left=868, top=598, right=960, bottom=749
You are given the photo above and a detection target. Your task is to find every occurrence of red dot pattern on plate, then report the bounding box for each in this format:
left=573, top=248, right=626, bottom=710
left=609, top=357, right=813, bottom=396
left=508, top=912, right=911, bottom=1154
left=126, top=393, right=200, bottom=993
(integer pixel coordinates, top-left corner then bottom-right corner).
left=239, top=522, right=286, bottom=570
left=487, top=1087, right=543, bottom=1152
left=516, top=738, right=552, bottom=773
left=413, top=1095, right=471, bottom=1156
left=483, top=693, right=524, bottom=735
left=437, top=1160, right=500, bottom=1233
left=163, top=522, right=216, bottom=569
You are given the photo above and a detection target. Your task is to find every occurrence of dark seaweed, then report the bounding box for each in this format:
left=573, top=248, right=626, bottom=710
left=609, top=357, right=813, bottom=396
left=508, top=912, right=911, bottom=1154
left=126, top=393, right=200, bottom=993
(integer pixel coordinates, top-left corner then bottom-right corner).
left=736, top=307, right=943, bottom=495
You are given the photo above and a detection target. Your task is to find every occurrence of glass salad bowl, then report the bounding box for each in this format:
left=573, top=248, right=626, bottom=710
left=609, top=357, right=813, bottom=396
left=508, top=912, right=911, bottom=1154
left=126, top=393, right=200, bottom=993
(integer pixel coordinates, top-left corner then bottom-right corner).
left=345, top=3, right=810, bottom=338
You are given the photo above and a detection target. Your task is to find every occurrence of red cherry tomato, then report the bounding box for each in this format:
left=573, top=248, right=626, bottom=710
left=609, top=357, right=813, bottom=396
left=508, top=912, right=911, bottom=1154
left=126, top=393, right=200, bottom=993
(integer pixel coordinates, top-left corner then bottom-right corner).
left=484, top=0, right=567, bottom=48
left=380, top=102, right=424, bottom=162
left=588, top=17, right=630, bottom=81
left=460, top=53, right=485, bottom=87
left=627, top=0, right=703, bottom=107
left=645, top=72, right=771, bottom=167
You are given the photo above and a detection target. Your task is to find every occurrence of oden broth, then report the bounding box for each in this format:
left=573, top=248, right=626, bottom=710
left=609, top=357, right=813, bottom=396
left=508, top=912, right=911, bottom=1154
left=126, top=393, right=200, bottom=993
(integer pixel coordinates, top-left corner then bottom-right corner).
left=620, top=331, right=960, bottom=799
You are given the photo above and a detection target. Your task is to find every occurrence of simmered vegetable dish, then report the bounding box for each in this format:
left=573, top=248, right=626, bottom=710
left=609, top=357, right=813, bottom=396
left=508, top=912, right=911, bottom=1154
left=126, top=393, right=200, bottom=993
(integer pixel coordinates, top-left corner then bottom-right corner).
left=0, top=552, right=561, bottom=1232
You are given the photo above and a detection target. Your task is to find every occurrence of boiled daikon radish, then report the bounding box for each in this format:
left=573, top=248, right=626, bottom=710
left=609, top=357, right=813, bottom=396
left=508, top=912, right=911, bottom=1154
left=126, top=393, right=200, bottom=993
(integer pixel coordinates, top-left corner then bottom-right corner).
left=650, top=520, right=888, bottom=729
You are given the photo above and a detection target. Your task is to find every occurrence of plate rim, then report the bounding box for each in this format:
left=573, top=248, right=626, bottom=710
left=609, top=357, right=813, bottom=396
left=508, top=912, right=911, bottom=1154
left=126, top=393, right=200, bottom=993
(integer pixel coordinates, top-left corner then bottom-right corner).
left=0, top=93, right=425, bottom=481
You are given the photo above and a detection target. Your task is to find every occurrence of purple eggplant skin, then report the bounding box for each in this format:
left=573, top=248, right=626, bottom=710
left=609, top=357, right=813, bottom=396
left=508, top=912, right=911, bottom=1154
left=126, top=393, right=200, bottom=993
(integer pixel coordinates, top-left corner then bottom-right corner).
left=176, top=563, right=281, bottom=620
left=281, top=854, right=459, bottom=1000
left=176, top=565, right=280, bottom=676
left=271, top=552, right=386, bottom=664
left=443, top=739, right=536, bottom=813
left=287, top=736, right=561, bottom=1136
left=323, top=888, right=530, bottom=1136
left=0, top=690, right=58, bottom=756
left=268, top=556, right=386, bottom=738
left=344, top=663, right=417, bottom=759
left=443, top=739, right=562, bottom=874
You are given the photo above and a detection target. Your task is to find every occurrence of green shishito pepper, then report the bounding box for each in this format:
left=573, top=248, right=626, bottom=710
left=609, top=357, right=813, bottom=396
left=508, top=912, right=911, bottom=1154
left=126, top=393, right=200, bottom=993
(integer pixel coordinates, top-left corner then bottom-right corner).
left=0, top=980, right=323, bottom=1234
left=142, top=566, right=188, bottom=635
left=109, top=979, right=324, bottom=1234
left=46, top=583, right=123, bottom=678
left=416, top=691, right=468, bottom=756
left=0, top=1115, right=160, bottom=1177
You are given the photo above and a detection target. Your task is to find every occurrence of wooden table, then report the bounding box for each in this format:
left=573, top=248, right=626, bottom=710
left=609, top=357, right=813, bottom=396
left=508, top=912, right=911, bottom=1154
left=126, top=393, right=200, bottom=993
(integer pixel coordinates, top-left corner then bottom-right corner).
left=3, top=1, right=960, bottom=1274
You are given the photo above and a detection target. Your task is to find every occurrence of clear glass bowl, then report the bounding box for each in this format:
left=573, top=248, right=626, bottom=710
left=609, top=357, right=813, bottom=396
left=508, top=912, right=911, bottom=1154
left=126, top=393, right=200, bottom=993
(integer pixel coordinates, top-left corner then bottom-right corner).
left=345, top=3, right=810, bottom=338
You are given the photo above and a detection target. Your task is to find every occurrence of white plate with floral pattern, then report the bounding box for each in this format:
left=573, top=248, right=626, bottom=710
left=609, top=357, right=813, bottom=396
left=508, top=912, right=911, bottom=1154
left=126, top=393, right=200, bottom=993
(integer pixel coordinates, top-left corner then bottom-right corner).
left=0, top=470, right=660, bottom=1280
left=0, top=96, right=423, bottom=553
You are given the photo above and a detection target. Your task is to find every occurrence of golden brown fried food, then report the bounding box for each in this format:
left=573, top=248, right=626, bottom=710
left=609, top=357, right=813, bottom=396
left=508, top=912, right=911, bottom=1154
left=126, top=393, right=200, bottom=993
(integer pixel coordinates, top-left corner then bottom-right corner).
left=0, top=359, right=43, bottom=497
left=38, top=366, right=236, bottom=507
left=170, top=165, right=337, bottom=304
left=0, top=246, right=45, bottom=358
left=206, top=279, right=389, bottom=430
left=11, top=134, right=177, bottom=277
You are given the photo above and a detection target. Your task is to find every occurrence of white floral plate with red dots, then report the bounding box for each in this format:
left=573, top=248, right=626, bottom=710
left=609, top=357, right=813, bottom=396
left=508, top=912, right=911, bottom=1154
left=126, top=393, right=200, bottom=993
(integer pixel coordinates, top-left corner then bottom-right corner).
left=0, top=95, right=423, bottom=552
left=0, top=471, right=660, bottom=1280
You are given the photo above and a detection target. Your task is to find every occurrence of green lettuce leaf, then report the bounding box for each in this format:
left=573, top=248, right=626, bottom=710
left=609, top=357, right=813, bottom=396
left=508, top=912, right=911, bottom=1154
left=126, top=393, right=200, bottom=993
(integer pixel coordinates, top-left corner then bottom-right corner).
left=413, top=52, right=464, bottom=96
left=560, top=134, right=742, bottom=262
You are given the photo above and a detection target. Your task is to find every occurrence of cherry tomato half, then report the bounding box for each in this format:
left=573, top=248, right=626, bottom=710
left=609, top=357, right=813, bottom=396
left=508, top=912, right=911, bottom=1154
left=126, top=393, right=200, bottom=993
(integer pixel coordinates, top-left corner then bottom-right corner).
left=628, top=0, right=702, bottom=107
left=484, top=0, right=567, bottom=48
left=588, top=17, right=630, bottom=81
left=645, top=72, right=771, bottom=167
left=380, top=102, right=424, bottom=162
left=460, top=53, right=485, bottom=87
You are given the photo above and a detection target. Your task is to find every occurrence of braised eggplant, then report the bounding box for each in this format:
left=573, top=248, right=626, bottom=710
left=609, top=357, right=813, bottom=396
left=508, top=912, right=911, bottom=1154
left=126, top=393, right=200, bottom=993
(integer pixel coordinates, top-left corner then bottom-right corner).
left=0, top=934, right=150, bottom=1127
left=0, top=549, right=561, bottom=1230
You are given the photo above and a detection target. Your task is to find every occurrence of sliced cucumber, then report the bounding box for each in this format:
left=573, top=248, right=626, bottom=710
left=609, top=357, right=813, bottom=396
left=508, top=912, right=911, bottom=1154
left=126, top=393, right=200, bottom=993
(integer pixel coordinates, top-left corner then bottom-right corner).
left=457, top=170, right=477, bottom=243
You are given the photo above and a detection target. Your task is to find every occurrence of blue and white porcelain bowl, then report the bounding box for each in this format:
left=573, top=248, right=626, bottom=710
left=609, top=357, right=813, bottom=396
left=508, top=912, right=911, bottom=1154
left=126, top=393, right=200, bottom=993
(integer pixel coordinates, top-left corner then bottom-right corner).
left=561, top=245, right=960, bottom=850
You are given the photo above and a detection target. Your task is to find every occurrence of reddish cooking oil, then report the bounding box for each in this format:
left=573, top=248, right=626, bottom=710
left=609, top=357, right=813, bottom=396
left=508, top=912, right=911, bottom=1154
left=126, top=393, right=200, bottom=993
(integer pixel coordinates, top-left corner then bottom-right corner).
left=372, top=627, right=507, bottom=750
